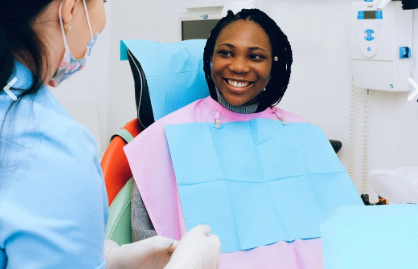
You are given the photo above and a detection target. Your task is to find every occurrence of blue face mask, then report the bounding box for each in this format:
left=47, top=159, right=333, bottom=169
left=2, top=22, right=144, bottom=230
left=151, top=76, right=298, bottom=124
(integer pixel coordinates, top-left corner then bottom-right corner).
left=49, top=0, right=98, bottom=87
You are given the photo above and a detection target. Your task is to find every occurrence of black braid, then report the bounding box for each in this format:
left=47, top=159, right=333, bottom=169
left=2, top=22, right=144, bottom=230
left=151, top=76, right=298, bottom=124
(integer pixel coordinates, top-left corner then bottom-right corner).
left=203, top=9, right=293, bottom=111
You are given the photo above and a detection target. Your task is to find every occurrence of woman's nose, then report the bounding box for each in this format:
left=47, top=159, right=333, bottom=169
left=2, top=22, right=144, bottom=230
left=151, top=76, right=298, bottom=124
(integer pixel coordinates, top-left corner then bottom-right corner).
left=228, top=57, right=250, bottom=74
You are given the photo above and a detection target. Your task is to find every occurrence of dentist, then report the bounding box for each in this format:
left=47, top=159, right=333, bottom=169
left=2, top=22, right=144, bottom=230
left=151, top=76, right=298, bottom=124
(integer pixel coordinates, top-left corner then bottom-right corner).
left=0, top=0, right=220, bottom=268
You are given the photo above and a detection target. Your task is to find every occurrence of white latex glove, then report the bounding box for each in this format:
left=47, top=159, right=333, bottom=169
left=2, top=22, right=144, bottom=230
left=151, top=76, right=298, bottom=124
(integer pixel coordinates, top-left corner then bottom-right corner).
left=164, top=225, right=221, bottom=269
left=104, top=236, right=178, bottom=269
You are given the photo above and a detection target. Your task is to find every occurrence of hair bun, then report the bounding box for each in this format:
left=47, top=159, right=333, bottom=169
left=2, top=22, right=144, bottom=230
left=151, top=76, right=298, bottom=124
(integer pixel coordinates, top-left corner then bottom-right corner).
left=227, top=10, right=235, bottom=17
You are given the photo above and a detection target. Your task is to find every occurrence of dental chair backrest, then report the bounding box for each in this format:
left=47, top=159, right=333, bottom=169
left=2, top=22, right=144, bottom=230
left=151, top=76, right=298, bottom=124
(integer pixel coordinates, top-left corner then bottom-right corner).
left=104, top=40, right=208, bottom=206
left=121, top=39, right=210, bottom=128
left=126, top=49, right=154, bottom=129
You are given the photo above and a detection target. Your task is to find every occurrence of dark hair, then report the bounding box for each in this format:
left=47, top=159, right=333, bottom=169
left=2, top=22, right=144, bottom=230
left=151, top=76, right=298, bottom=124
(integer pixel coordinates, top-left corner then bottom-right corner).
left=203, top=9, right=293, bottom=112
left=0, top=0, right=56, bottom=182
left=0, top=1, right=52, bottom=100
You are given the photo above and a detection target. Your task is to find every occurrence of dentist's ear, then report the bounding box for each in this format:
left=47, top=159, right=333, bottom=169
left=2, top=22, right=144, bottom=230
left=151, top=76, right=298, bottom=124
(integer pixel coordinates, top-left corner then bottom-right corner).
left=61, top=0, right=81, bottom=32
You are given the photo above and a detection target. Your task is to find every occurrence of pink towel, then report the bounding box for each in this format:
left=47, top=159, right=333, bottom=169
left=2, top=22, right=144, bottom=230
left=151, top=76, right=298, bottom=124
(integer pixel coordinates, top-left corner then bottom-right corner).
left=125, top=97, right=324, bottom=269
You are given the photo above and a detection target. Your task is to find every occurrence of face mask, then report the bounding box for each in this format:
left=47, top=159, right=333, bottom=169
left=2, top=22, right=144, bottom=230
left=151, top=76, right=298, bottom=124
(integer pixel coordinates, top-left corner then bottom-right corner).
left=49, top=0, right=99, bottom=87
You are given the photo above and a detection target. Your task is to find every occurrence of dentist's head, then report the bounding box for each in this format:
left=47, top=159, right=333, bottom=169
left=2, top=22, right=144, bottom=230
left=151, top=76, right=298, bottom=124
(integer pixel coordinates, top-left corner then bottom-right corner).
left=0, top=0, right=107, bottom=180
left=0, top=0, right=107, bottom=93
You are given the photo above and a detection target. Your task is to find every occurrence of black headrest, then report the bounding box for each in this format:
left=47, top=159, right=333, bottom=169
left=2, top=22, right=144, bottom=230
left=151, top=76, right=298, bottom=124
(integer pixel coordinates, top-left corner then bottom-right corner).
left=127, top=48, right=155, bottom=129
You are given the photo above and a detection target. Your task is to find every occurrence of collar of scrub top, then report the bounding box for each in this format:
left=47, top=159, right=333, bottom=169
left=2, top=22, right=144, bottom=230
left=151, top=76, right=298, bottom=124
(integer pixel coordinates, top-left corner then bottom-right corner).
left=1, top=61, right=43, bottom=104
left=3, top=61, right=35, bottom=91
left=120, top=39, right=209, bottom=129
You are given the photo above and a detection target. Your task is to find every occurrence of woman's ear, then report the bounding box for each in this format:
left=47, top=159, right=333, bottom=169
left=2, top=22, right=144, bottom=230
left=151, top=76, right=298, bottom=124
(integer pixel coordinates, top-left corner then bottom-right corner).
left=61, top=0, right=80, bottom=32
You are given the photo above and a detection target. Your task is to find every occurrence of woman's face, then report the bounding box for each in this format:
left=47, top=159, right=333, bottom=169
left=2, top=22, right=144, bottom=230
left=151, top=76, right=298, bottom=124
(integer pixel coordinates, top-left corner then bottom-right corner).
left=65, top=0, right=107, bottom=59
left=211, top=19, right=273, bottom=106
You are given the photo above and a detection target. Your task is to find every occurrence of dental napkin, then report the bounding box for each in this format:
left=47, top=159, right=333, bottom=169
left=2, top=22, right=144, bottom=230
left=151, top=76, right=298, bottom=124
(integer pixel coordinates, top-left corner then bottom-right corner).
left=320, top=205, right=418, bottom=269
left=120, top=39, right=209, bottom=120
left=164, top=119, right=363, bottom=253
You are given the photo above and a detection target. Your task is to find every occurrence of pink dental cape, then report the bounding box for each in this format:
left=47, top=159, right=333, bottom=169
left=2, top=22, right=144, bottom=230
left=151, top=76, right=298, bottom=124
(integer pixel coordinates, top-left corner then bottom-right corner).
left=124, top=97, right=324, bottom=269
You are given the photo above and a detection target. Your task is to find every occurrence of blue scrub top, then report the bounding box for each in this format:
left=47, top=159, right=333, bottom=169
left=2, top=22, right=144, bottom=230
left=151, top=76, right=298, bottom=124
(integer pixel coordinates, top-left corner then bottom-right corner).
left=0, top=62, right=108, bottom=268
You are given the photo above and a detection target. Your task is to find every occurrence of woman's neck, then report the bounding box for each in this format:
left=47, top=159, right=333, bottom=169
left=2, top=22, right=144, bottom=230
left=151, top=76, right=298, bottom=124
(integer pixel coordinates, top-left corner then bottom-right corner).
left=216, top=88, right=259, bottom=114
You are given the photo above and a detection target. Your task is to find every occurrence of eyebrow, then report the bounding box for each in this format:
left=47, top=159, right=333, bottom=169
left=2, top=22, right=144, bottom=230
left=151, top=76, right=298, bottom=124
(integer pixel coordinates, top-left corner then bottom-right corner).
left=249, top=47, right=267, bottom=52
left=217, top=43, right=267, bottom=52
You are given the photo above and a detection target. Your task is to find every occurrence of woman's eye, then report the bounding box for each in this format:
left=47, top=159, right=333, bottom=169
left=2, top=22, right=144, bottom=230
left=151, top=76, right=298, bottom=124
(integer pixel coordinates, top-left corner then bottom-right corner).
left=218, top=51, right=232, bottom=57
left=250, top=54, right=266, bottom=60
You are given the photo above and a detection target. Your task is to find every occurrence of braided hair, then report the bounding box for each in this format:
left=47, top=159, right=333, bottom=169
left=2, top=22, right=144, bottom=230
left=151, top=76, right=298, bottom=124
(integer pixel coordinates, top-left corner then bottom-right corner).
left=203, top=9, right=293, bottom=112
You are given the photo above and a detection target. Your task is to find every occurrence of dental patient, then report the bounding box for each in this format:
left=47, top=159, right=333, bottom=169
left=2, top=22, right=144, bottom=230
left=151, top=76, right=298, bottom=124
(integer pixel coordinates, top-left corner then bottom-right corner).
left=125, top=9, right=362, bottom=269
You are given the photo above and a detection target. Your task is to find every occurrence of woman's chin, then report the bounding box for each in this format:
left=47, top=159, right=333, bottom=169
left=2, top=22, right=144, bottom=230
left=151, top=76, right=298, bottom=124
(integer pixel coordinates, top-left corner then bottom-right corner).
left=222, top=94, right=259, bottom=107
left=219, top=87, right=261, bottom=107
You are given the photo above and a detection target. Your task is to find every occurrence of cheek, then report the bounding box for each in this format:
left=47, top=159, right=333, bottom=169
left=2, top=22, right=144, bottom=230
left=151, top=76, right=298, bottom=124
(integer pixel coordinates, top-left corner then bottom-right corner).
left=99, top=6, right=107, bottom=31
left=211, top=59, right=223, bottom=81
left=91, top=1, right=107, bottom=34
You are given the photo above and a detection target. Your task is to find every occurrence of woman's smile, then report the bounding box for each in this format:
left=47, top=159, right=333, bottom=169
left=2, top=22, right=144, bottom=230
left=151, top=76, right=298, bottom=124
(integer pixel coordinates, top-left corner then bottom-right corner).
left=223, top=78, right=255, bottom=91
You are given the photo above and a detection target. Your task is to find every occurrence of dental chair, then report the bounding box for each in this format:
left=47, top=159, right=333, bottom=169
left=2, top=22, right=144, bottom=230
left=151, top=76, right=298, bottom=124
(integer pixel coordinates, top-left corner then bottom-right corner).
left=101, top=49, right=154, bottom=245
left=101, top=41, right=344, bottom=246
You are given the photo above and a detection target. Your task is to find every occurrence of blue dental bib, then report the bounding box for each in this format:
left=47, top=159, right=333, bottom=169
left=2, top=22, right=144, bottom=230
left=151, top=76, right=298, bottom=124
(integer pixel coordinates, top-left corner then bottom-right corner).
left=165, top=119, right=363, bottom=253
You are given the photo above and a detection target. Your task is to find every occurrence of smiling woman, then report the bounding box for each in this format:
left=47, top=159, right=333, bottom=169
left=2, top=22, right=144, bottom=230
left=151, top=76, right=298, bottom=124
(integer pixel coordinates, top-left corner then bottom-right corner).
left=126, top=8, right=340, bottom=269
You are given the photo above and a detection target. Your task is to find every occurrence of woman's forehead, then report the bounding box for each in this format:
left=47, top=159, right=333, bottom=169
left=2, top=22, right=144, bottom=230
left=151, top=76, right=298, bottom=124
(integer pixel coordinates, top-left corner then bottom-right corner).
left=215, top=20, right=272, bottom=52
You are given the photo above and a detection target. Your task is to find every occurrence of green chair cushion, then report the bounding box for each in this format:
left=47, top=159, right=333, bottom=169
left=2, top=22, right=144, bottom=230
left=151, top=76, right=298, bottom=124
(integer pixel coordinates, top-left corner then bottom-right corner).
left=105, top=177, right=134, bottom=245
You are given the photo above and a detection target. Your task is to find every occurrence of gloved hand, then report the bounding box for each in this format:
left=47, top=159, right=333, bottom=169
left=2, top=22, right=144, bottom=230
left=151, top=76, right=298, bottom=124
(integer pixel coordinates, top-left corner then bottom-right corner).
left=164, top=225, right=221, bottom=269
left=104, top=236, right=178, bottom=269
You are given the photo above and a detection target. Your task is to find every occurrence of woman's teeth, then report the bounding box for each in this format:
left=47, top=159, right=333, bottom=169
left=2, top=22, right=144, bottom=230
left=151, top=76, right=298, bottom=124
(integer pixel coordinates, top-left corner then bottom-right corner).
left=227, top=80, right=251, bottom=88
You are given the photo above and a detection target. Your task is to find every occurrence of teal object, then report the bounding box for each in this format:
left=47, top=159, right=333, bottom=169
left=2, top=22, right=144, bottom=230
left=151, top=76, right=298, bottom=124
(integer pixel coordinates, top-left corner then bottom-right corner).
left=321, top=205, right=418, bottom=269
left=120, top=39, right=209, bottom=120
left=399, top=47, right=411, bottom=59
left=110, top=128, right=134, bottom=144
left=105, top=178, right=134, bottom=246
left=165, top=119, right=363, bottom=253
